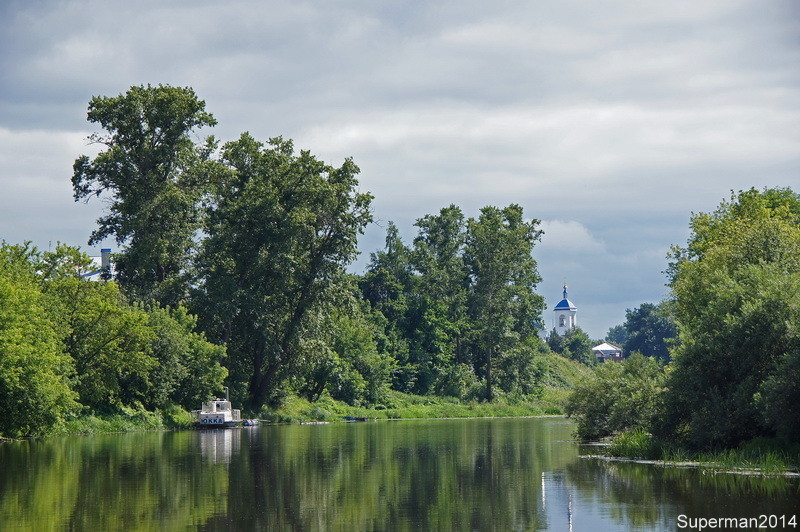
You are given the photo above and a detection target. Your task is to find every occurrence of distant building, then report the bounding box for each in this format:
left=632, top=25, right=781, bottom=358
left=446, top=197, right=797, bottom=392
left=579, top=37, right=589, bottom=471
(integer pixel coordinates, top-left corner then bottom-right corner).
left=592, top=342, right=623, bottom=362
left=553, top=285, right=577, bottom=336
left=81, top=248, right=112, bottom=281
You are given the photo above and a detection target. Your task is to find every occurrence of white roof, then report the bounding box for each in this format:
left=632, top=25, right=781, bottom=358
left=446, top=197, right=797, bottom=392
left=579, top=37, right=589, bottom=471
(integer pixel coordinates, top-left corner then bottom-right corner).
left=592, top=342, right=622, bottom=352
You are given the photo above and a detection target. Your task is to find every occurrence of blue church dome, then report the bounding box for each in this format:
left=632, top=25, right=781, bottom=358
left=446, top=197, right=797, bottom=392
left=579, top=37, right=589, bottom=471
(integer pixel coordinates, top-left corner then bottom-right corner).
left=554, top=298, right=576, bottom=311
left=553, top=285, right=577, bottom=311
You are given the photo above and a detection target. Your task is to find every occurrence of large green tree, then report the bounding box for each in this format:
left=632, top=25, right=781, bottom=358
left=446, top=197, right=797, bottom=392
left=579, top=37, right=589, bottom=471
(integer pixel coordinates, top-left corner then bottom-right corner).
left=144, top=305, right=228, bottom=410
left=299, top=294, right=396, bottom=406
left=0, top=244, right=77, bottom=437
left=659, top=187, right=800, bottom=447
left=464, top=204, right=545, bottom=401
left=619, top=302, right=677, bottom=363
left=27, top=243, right=226, bottom=413
left=196, top=134, right=372, bottom=409
left=43, top=275, right=155, bottom=409
left=72, top=84, right=217, bottom=306
left=408, top=205, right=471, bottom=390
left=566, top=353, right=665, bottom=441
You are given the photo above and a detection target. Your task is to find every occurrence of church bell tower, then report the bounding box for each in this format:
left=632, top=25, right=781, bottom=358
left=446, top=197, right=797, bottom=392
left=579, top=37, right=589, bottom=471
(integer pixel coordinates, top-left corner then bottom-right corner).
left=553, top=285, right=577, bottom=336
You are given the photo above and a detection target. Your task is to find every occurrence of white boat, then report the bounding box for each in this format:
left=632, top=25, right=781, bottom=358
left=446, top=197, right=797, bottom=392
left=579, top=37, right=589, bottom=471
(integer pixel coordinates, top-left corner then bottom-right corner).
left=195, top=397, right=242, bottom=428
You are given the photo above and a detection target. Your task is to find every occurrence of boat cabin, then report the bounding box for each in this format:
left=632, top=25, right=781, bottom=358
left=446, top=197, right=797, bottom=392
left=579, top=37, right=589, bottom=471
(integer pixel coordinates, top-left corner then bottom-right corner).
left=197, top=398, right=242, bottom=427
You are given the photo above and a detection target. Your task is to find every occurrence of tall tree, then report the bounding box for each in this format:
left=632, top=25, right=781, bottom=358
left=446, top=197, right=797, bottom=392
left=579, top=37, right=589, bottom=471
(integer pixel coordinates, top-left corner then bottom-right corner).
left=196, top=134, right=372, bottom=409
left=359, top=223, right=416, bottom=390
left=659, top=187, right=800, bottom=447
left=72, top=84, right=217, bottom=306
left=622, top=302, right=676, bottom=363
left=464, top=205, right=544, bottom=401
left=411, top=205, right=470, bottom=365
left=0, top=244, right=77, bottom=437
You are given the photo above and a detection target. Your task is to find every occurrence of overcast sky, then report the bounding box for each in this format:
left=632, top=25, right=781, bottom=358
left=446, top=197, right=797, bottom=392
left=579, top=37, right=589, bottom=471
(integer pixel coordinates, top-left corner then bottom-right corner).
left=1, top=0, right=798, bottom=338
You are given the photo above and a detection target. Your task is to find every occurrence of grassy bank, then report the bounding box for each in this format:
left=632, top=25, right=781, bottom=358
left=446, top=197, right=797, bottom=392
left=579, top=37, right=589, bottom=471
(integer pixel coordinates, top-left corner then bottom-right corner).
left=34, top=391, right=567, bottom=438
left=598, top=429, right=800, bottom=475
left=14, top=354, right=588, bottom=439
left=256, top=354, right=589, bottom=423
left=50, top=405, right=195, bottom=436
left=258, top=388, right=572, bottom=424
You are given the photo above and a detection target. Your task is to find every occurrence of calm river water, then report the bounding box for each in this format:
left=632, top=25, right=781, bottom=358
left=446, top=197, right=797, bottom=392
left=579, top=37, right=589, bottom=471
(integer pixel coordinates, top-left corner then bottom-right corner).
left=1, top=418, right=798, bottom=530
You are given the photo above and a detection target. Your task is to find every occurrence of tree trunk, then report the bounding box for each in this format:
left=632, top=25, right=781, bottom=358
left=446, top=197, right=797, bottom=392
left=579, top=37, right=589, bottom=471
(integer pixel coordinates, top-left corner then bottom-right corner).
left=485, top=343, right=493, bottom=402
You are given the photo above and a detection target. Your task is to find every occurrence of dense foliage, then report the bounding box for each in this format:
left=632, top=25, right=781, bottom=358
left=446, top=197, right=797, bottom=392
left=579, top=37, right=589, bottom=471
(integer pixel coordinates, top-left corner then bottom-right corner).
left=569, top=187, right=800, bottom=455
left=360, top=205, right=549, bottom=402
left=605, top=302, right=677, bottom=363
left=0, top=245, right=77, bottom=437
left=565, top=353, right=665, bottom=440
left=658, top=187, right=800, bottom=447
left=72, top=84, right=217, bottom=306
left=547, top=326, right=596, bottom=365
left=193, top=134, right=373, bottom=409
left=0, top=242, right=227, bottom=437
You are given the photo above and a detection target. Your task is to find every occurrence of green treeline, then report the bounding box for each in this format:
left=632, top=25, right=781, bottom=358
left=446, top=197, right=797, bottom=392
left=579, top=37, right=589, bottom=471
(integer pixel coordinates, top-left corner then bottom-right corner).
left=568, top=187, right=800, bottom=457
left=1, top=85, right=588, bottom=438
left=0, top=243, right=227, bottom=438
left=5, top=83, right=795, bottom=453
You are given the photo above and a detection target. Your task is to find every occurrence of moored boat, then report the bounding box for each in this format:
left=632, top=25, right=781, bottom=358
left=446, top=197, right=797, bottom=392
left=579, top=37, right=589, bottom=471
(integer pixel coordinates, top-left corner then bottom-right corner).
left=195, top=397, right=242, bottom=427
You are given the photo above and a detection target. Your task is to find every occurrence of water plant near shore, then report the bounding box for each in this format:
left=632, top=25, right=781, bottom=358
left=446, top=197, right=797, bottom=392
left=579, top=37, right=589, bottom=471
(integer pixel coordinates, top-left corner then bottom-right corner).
left=606, top=430, right=799, bottom=475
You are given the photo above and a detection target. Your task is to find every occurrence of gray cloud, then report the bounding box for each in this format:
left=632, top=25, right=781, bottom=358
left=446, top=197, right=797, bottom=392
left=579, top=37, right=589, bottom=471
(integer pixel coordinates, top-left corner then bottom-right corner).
left=1, top=0, right=798, bottom=337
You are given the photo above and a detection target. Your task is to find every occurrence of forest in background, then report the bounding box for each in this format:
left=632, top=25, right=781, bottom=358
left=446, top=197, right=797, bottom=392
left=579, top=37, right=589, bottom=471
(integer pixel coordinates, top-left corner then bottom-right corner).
left=2, top=85, right=797, bottom=453
left=0, top=85, right=596, bottom=438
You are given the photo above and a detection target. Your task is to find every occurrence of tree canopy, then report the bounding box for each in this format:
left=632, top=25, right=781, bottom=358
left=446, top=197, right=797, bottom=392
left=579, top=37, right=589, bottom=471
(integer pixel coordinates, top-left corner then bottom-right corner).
left=0, top=242, right=227, bottom=437
left=72, top=84, right=217, bottom=306
left=658, top=187, right=800, bottom=447
left=0, top=244, right=77, bottom=437
left=611, top=302, right=677, bottom=363
left=195, top=134, right=373, bottom=409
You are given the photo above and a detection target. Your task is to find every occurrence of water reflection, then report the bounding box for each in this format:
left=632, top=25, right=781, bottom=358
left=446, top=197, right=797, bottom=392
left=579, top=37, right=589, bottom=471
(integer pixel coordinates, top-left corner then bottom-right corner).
left=198, top=428, right=241, bottom=464
left=0, top=419, right=797, bottom=531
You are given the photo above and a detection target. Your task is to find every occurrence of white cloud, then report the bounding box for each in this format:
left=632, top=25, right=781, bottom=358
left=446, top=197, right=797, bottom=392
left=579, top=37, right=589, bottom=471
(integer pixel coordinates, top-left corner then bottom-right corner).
left=538, top=220, right=605, bottom=254
left=0, top=127, right=104, bottom=249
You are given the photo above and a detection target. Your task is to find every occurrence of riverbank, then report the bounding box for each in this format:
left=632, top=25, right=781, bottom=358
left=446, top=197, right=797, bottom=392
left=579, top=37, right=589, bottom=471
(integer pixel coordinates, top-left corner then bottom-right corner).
left=47, top=405, right=196, bottom=436
left=1, top=387, right=571, bottom=440
left=585, top=429, right=800, bottom=476
left=581, top=455, right=800, bottom=478
left=257, top=388, right=569, bottom=424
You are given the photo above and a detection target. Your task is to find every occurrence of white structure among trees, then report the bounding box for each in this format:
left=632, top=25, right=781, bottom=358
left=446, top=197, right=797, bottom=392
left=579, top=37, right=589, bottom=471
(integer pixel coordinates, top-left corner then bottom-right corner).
left=553, top=285, right=577, bottom=336
left=592, top=342, right=623, bottom=362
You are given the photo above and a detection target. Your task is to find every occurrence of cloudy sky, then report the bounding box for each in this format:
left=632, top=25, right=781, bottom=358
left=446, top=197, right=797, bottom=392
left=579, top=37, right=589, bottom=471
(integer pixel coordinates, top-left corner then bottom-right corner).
left=1, top=0, right=798, bottom=338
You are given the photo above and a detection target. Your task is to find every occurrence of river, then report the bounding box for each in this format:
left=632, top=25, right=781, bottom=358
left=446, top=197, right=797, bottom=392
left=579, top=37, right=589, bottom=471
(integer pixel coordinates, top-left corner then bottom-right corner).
left=1, top=418, right=797, bottom=530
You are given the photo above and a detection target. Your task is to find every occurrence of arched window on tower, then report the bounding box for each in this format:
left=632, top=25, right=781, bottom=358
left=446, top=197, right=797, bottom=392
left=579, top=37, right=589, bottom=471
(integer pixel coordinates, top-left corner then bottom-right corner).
left=559, top=315, right=566, bottom=327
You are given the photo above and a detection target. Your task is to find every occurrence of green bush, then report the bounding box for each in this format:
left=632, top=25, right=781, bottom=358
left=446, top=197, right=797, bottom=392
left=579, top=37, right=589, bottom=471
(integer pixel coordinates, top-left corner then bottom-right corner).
left=565, top=353, right=665, bottom=441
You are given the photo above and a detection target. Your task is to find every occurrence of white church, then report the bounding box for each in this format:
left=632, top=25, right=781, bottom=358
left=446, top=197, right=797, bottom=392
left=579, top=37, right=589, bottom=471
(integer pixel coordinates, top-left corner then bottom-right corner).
left=550, top=284, right=624, bottom=362
left=553, top=285, right=577, bottom=336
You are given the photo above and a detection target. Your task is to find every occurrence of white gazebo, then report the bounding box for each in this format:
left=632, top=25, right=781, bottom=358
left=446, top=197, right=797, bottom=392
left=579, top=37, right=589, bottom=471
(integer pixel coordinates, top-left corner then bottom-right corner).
left=592, top=342, right=623, bottom=362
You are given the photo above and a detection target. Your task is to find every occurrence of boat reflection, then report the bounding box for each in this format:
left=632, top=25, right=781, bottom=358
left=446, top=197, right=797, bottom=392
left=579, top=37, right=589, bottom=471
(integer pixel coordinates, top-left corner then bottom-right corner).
left=198, top=428, right=241, bottom=464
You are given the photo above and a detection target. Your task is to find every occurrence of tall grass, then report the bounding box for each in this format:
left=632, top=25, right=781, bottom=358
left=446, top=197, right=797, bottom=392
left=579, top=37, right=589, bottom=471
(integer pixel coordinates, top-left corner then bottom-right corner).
left=606, top=431, right=798, bottom=475
left=257, top=390, right=564, bottom=423
left=608, top=429, right=660, bottom=460
left=53, top=405, right=194, bottom=436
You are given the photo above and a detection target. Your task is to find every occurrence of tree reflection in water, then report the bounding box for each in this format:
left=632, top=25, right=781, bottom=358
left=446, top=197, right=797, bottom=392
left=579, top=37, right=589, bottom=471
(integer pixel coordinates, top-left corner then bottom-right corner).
left=0, top=419, right=797, bottom=531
